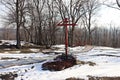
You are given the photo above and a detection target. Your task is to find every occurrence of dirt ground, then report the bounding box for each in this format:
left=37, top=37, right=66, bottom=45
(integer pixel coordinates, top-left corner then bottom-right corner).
left=66, top=77, right=120, bottom=80
left=1, top=74, right=120, bottom=80
left=0, top=73, right=18, bottom=80
left=89, top=77, right=120, bottom=80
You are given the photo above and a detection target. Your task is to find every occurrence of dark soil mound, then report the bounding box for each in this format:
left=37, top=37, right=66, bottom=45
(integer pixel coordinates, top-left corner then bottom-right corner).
left=89, top=77, right=120, bottom=80
left=0, top=40, right=2, bottom=43
left=42, top=54, right=76, bottom=71
left=66, top=77, right=120, bottom=80
left=0, top=73, right=18, bottom=80
left=54, top=54, right=76, bottom=61
left=0, top=44, right=16, bottom=49
left=66, top=77, right=84, bottom=80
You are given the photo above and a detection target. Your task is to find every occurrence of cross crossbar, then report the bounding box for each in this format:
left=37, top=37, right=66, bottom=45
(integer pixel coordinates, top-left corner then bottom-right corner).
left=57, top=24, right=76, bottom=26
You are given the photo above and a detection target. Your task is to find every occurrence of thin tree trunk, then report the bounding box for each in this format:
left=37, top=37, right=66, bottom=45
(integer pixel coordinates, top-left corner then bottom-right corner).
left=16, top=0, right=21, bottom=49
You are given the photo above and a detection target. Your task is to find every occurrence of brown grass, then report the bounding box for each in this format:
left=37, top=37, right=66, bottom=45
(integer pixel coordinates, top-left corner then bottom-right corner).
left=76, top=60, right=96, bottom=66
left=20, top=49, right=35, bottom=53
left=1, top=57, right=17, bottom=60
left=0, top=49, right=19, bottom=53
left=66, top=77, right=84, bottom=80
left=89, top=76, right=120, bottom=80
left=0, top=48, right=38, bottom=54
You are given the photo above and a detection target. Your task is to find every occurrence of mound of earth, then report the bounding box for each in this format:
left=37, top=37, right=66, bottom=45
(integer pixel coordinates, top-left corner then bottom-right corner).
left=42, top=54, right=76, bottom=71
left=0, top=73, right=18, bottom=80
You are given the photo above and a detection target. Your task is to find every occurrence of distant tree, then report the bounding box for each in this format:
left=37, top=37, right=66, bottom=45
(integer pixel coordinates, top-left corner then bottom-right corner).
left=32, top=0, right=46, bottom=45
left=42, top=0, right=59, bottom=48
left=82, top=0, right=100, bottom=45
left=21, top=0, right=35, bottom=43
left=2, top=27, right=9, bottom=40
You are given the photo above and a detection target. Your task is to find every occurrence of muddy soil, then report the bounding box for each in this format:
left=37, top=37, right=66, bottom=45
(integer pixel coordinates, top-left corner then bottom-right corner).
left=0, top=73, right=18, bottom=80
left=66, top=77, right=120, bottom=80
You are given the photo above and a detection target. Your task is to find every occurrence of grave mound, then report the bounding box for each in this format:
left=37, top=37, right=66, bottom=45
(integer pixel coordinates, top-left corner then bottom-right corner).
left=42, top=54, right=76, bottom=71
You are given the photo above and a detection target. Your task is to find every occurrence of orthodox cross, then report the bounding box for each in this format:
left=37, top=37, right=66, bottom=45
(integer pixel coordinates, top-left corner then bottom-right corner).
left=57, top=18, right=76, bottom=58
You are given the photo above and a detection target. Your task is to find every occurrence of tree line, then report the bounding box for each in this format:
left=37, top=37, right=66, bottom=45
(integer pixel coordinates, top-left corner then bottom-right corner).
left=0, top=0, right=120, bottom=48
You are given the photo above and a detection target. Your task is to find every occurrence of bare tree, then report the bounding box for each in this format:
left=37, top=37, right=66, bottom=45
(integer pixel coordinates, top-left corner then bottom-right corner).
left=21, top=0, right=35, bottom=43
left=42, top=0, right=59, bottom=48
left=1, top=0, right=26, bottom=48
left=55, top=0, right=87, bottom=46
left=82, top=0, right=100, bottom=45
left=32, top=0, right=46, bottom=45
left=116, top=0, right=120, bottom=8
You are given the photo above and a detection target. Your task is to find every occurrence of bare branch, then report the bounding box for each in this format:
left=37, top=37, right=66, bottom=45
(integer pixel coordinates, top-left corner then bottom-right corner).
left=103, top=3, right=120, bottom=10
left=116, top=0, right=120, bottom=8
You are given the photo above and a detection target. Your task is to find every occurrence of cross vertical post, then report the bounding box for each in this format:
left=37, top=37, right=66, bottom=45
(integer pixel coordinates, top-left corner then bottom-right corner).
left=64, top=18, right=68, bottom=59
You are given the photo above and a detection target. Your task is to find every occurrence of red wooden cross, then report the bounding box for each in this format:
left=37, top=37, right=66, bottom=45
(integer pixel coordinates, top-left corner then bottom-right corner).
left=57, top=18, right=76, bottom=58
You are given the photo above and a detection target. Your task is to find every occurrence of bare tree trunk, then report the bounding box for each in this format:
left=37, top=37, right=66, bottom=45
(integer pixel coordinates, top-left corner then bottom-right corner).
left=16, top=0, right=21, bottom=48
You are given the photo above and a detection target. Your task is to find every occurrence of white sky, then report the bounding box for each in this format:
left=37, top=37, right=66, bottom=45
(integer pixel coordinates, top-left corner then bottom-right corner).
left=97, top=5, right=120, bottom=27
left=96, top=0, right=120, bottom=27
left=97, top=0, right=120, bottom=27
left=0, top=4, right=7, bottom=28
left=0, top=0, right=120, bottom=28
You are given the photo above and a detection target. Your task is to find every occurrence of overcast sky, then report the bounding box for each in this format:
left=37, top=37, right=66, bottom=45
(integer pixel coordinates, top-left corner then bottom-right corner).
left=0, top=0, right=120, bottom=28
left=97, top=0, right=120, bottom=27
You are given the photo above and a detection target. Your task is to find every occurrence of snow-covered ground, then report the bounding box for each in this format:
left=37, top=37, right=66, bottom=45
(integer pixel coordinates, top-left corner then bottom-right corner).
left=0, top=44, right=120, bottom=80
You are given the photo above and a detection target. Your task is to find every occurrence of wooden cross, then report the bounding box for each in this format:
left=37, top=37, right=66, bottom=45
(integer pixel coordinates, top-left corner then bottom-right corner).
left=57, top=18, right=76, bottom=58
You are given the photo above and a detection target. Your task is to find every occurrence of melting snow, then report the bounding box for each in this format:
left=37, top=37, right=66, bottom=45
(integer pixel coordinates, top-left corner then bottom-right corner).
left=0, top=45, right=120, bottom=80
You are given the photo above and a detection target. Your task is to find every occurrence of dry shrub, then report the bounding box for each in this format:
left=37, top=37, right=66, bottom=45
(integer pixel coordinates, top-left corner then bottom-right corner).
left=77, top=60, right=96, bottom=66
left=86, top=61, right=96, bottom=66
